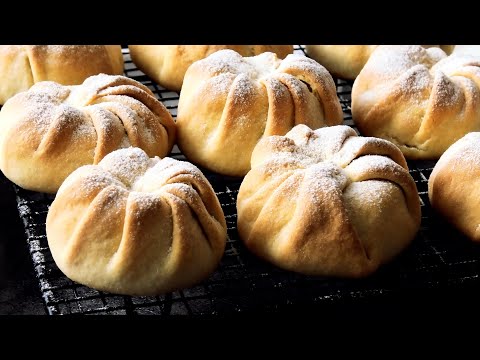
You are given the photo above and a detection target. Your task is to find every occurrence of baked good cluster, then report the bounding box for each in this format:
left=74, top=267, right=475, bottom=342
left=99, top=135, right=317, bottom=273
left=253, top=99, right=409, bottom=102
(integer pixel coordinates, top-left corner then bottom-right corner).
left=1, top=44, right=476, bottom=298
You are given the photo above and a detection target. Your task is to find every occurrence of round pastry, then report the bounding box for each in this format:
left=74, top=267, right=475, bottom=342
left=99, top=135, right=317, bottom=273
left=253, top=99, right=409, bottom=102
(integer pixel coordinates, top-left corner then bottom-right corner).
left=128, top=45, right=293, bottom=92
left=176, top=49, right=343, bottom=177
left=428, top=132, right=480, bottom=242
left=0, top=74, right=176, bottom=193
left=237, top=124, right=421, bottom=277
left=0, top=45, right=124, bottom=105
left=305, top=45, right=378, bottom=80
left=306, top=45, right=455, bottom=80
left=46, top=147, right=227, bottom=295
left=351, top=45, right=480, bottom=159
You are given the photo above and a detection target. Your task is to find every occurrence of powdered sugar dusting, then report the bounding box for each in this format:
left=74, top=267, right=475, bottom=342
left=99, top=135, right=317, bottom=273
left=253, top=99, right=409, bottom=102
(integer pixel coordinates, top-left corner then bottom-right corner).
left=76, top=74, right=129, bottom=103
left=181, top=47, right=340, bottom=157
left=426, top=47, right=447, bottom=63
left=36, top=45, right=108, bottom=55
left=354, top=45, right=480, bottom=154
left=273, top=73, right=308, bottom=102
left=451, top=145, right=480, bottom=171
left=134, top=156, right=205, bottom=193
left=430, top=71, right=462, bottom=108
left=303, top=162, right=348, bottom=207
left=54, top=104, right=96, bottom=141
left=361, top=45, right=480, bottom=99
left=260, top=76, right=288, bottom=100
left=127, top=190, right=160, bottom=215
left=14, top=83, right=74, bottom=135
left=58, top=147, right=213, bottom=213
left=244, top=52, right=281, bottom=78
left=2, top=72, right=174, bottom=192
left=262, top=153, right=306, bottom=176
left=77, top=169, right=125, bottom=196
left=257, top=125, right=410, bottom=206
left=22, top=101, right=56, bottom=134
left=345, top=155, right=404, bottom=180
left=457, top=77, right=480, bottom=103
left=229, top=73, right=256, bottom=105
left=393, top=65, right=432, bottom=96
left=195, top=50, right=280, bottom=104
left=196, top=49, right=256, bottom=77
left=363, top=46, right=432, bottom=81
left=335, top=135, right=398, bottom=167
left=432, top=53, right=480, bottom=76
left=99, top=147, right=150, bottom=187
left=273, top=125, right=356, bottom=166
left=203, top=73, right=234, bottom=99
left=279, top=53, right=326, bottom=75
left=443, top=132, right=480, bottom=172
left=57, top=164, right=125, bottom=198
left=344, top=179, right=396, bottom=212
left=196, top=49, right=281, bottom=80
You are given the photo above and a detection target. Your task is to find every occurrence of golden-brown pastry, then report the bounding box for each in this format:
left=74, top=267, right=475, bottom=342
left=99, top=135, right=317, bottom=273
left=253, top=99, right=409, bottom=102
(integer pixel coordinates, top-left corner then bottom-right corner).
left=46, top=147, right=227, bottom=295
left=237, top=124, right=421, bottom=277
left=128, top=45, right=293, bottom=92
left=306, top=45, right=378, bottom=80
left=0, top=45, right=124, bottom=105
left=306, top=45, right=455, bottom=80
left=176, top=49, right=343, bottom=177
left=428, top=132, right=480, bottom=242
left=351, top=45, right=480, bottom=159
left=0, top=74, right=175, bottom=193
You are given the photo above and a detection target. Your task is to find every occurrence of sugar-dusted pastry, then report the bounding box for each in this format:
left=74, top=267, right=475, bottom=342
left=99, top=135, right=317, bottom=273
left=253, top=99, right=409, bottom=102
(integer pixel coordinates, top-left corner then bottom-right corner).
left=306, top=45, right=455, bottom=80
left=0, top=74, right=175, bottom=193
left=429, top=132, right=480, bottom=242
left=176, top=49, right=343, bottom=176
left=352, top=45, right=480, bottom=159
left=237, top=124, right=421, bottom=277
left=128, top=45, right=293, bottom=91
left=0, top=45, right=124, bottom=104
left=46, top=147, right=227, bottom=296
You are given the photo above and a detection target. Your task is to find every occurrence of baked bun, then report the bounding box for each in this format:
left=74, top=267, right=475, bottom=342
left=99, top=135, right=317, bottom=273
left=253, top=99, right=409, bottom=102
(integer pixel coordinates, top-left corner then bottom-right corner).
left=306, top=45, right=378, bottom=80
left=351, top=45, right=480, bottom=159
left=0, top=74, right=175, bottom=193
left=128, top=45, right=293, bottom=91
left=0, top=45, right=124, bottom=105
left=176, top=49, right=343, bottom=176
left=306, top=45, right=455, bottom=80
left=428, top=132, right=480, bottom=242
left=46, top=147, right=227, bottom=295
left=237, top=124, right=421, bottom=277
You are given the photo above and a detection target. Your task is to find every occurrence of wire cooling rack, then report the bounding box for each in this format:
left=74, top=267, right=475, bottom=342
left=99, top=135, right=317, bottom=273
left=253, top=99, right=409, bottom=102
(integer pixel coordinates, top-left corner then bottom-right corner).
left=11, top=46, right=480, bottom=315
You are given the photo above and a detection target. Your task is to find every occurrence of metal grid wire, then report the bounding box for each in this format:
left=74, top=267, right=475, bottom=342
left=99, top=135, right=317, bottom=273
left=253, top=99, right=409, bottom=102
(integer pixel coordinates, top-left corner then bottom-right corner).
left=11, top=46, right=480, bottom=315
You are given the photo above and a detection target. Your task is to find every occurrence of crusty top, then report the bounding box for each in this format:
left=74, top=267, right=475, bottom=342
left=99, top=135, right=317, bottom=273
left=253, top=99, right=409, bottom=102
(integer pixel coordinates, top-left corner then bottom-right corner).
left=128, top=45, right=293, bottom=91
left=237, top=124, right=421, bottom=277
left=176, top=49, right=343, bottom=176
left=181, top=49, right=342, bottom=123
left=46, top=147, right=227, bottom=295
left=0, top=74, right=175, bottom=193
left=306, top=45, right=455, bottom=80
left=352, top=45, right=480, bottom=159
left=0, top=45, right=124, bottom=104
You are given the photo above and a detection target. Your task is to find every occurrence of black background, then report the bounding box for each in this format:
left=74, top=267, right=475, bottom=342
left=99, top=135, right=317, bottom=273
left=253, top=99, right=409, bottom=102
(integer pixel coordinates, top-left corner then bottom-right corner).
left=0, top=173, right=45, bottom=314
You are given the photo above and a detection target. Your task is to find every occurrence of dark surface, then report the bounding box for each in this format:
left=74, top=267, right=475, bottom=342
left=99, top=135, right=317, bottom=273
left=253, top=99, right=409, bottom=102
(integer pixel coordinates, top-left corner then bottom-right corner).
left=0, top=173, right=46, bottom=315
